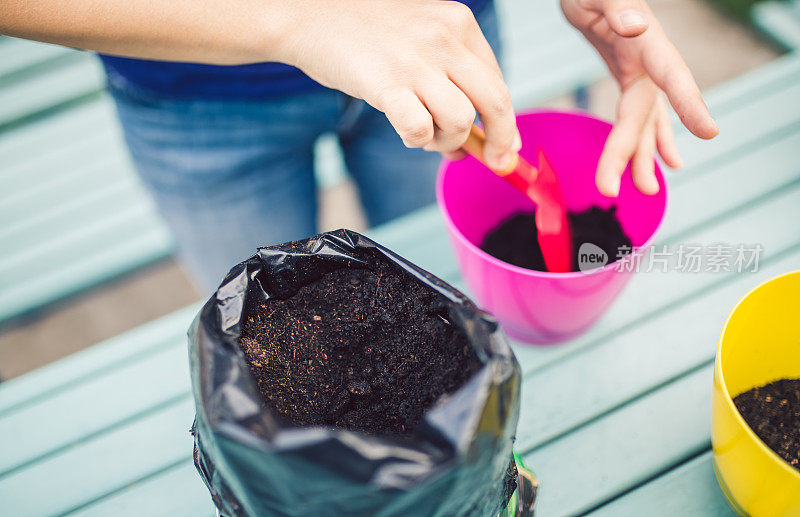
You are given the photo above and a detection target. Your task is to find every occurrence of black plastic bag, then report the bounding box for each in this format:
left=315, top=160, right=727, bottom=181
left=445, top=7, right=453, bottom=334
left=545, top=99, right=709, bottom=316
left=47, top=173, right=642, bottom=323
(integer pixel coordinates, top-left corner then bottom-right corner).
left=188, top=229, right=522, bottom=517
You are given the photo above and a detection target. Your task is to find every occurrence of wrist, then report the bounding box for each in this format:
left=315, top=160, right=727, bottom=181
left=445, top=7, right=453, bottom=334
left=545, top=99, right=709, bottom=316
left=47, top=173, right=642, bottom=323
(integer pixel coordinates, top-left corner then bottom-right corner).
left=252, top=0, right=310, bottom=66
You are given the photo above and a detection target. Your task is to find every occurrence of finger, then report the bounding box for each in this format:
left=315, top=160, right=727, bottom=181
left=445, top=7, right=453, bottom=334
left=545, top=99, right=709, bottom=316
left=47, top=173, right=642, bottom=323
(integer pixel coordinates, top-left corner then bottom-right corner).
left=417, top=77, right=476, bottom=153
left=596, top=78, right=657, bottom=197
left=654, top=96, right=683, bottom=168
left=461, top=17, right=504, bottom=78
left=631, top=108, right=659, bottom=195
left=373, top=87, right=434, bottom=148
left=641, top=40, right=719, bottom=139
left=442, top=0, right=505, bottom=78
left=448, top=50, right=517, bottom=170
left=602, top=0, right=649, bottom=37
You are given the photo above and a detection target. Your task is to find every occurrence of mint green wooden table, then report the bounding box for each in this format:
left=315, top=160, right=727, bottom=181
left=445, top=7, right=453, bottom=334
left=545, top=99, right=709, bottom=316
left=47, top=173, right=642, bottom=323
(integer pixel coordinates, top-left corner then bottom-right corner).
left=1, top=53, right=799, bottom=516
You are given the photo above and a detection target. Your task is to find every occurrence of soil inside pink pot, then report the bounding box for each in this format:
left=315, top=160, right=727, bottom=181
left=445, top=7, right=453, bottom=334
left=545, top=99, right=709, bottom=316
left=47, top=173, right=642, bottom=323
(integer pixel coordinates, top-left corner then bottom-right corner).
left=481, top=205, right=631, bottom=272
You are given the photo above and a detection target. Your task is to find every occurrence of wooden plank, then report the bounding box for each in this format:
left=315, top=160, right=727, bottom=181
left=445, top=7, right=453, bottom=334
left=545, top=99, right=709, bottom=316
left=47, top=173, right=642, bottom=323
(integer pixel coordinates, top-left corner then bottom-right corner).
left=0, top=207, right=174, bottom=322
left=0, top=87, right=175, bottom=324
left=686, top=52, right=800, bottom=117
left=660, top=129, right=800, bottom=242
left=499, top=0, right=606, bottom=106
left=522, top=366, right=714, bottom=516
left=0, top=305, right=198, bottom=415
left=587, top=452, right=734, bottom=516
left=0, top=153, right=128, bottom=212
left=0, top=38, right=76, bottom=81
left=0, top=95, right=112, bottom=160
left=314, top=133, right=348, bottom=189
left=0, top=342, right=190, bottom=475
left=0, top=128, right=115, bottom=190
left=0, top=229, right=173, bottom=323
left=0, top=173, right=145, bottom=247
left=497, top=0, right=565, bottom=44
left=0, top=399, right=195, bottom=517
left=0, top=116, right=126, bottom=197
left=0, top=197, right=164, bottom=274
left=510, top=45, right=604, bottom=109
left=671, top=65, right=800, bottom=179
left=0, top=54, right=104, bottom=130
left=67, top=460, right=215, bottom=517
left=753, top=1, right=800, bottom=50
left=500, top=0, right=607, bottom=106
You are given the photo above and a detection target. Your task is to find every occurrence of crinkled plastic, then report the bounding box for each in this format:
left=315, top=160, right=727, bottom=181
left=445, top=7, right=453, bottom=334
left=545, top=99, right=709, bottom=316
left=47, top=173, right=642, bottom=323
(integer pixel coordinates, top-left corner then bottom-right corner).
left=188, top=229, right=522, bottom=517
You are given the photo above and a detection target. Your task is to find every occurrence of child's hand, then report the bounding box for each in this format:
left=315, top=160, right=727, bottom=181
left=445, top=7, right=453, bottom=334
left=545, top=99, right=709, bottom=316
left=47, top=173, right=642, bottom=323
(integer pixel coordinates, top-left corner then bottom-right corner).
left=276, top=0, right=519, bottom=170
left=561, top=0, right=719, bottom=196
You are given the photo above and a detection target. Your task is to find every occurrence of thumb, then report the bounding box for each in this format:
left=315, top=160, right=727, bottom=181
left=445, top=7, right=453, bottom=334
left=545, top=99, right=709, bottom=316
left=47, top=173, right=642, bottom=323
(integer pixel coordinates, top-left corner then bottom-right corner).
left=603, top=0, right=649, bottom=37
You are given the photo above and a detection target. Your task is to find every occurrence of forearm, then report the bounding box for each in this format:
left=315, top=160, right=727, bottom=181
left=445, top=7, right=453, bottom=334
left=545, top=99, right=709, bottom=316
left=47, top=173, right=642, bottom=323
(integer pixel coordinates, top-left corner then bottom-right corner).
left=0, top=0, right=292, bottom=64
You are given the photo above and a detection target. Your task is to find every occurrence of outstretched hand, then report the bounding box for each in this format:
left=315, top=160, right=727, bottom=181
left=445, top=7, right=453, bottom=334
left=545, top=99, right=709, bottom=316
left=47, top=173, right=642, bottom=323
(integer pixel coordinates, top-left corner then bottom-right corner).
left=561, top=0, right=719, bottom=196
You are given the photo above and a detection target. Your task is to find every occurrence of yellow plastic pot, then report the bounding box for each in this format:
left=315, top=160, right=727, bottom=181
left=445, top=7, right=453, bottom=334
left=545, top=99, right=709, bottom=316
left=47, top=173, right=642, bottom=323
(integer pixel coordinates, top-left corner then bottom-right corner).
left=712, top=271, right=800, bottom=516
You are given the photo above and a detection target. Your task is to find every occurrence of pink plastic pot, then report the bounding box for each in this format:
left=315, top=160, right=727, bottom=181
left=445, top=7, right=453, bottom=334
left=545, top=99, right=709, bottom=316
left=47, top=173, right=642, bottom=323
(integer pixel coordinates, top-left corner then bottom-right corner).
left=437, top=109, right=668, bottom=344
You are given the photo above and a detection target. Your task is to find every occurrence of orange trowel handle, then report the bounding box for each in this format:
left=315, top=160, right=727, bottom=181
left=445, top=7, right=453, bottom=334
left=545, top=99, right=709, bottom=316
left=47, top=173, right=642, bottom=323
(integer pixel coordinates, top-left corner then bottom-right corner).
left=462, top=124, right=538, bottom=194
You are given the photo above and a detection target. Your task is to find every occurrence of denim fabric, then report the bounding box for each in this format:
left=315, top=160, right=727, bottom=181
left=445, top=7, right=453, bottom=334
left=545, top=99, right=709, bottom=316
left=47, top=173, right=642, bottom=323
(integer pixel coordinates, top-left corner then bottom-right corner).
left=110, top=4, right=501, bottom=291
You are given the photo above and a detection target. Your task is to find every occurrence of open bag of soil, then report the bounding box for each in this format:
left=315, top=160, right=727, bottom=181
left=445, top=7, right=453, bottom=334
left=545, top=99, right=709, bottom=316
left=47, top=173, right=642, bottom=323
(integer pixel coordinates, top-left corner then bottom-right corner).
left=188, top=230, right=523, bottom=517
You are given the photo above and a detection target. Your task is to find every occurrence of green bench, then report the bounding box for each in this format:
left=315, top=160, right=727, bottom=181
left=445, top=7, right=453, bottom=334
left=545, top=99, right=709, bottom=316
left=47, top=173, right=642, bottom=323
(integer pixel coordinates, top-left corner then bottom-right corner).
left=753, top=0, right=800, bottom=50
left=0, top=37, right=174, bottom=325
left=1, top=51, right=798, bottom=515
left=0, top=0, right=604, bottom=326
left=0, top=38, right=103, bottom=132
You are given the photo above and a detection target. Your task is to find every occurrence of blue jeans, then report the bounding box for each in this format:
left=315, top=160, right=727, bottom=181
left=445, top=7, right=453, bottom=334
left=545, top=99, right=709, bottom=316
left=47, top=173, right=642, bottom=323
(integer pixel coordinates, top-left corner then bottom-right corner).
left=110, top=4, right=501, bottom=291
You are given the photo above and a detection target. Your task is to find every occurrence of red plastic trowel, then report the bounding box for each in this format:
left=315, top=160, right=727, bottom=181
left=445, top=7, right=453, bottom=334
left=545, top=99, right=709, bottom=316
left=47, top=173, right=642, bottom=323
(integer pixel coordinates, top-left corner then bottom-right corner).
left=462, top=124, right=572, bottom=273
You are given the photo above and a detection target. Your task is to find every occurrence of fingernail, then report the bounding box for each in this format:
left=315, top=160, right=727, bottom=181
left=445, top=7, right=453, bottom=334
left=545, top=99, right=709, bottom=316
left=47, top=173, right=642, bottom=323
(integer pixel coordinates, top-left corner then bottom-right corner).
left=619, top=10, right=647, bottom=29
left=512, top=131, right=522, bottom=152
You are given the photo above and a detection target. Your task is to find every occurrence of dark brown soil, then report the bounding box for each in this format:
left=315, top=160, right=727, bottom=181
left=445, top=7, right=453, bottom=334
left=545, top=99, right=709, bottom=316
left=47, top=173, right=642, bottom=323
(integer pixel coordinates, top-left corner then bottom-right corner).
left=480, top=206, right=632, bottom=272
left=733, top=378, right=800, bottom=471
left=239, top=261, right=481, bottom=436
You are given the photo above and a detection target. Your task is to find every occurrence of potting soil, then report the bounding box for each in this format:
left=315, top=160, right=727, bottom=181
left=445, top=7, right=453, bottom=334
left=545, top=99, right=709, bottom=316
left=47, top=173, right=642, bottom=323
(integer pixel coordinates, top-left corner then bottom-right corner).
left=239, top=261, right=481, bottom=436
left=480, top=206, right=632, bottom=272
left=733, top=378, right=800, bottom=471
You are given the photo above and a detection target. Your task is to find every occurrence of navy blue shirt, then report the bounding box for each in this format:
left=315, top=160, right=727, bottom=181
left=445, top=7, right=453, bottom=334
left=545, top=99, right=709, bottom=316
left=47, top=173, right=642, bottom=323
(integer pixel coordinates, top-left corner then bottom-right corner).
left=100, top=0, right=490, bottom=99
